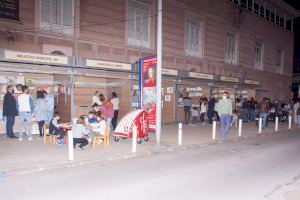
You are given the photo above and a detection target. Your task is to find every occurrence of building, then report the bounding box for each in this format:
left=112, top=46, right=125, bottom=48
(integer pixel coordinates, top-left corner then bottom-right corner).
left=0, top=0, right=299, bottom=131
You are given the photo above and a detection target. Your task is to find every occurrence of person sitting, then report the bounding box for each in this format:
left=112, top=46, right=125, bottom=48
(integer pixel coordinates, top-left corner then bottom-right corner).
left=72, top=115, right=90, bottom=151
left=89, top=113, right=107, bottom=147
left=92, top=103, right=100, bottom=116
left=87, top=111, right=96, bottom=124
left=49, top=112, right=67, bottom=145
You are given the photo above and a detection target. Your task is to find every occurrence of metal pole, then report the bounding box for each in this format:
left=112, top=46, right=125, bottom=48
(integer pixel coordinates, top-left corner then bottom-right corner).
left=67, top=130, right=74, bottom=161
left=258, top=118, right=262, bottom=134
left=238, top=119, right=242, bottom=137
left=212, top=121, right=216, bottom=140
left=178, top=123, right=182, bottom=146
left=156, top=0, right=162, bottom=144
left=288, top=115, right=292, bottom=130
left=70, top=68, right=75, bottom=120
left=275, top=117, right=278, bottom=132
left=132, top=125, right=137, bottom=153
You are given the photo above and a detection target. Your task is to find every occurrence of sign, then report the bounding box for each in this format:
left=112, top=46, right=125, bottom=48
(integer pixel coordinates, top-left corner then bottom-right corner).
left=86, top=59, right=132, bottom=71
left=139, top=56, right=157, bottom=132
left=0, top=0, right=19, bottom=21
left=162, top=68, right=178, bottom=76
left=244, top=79, right=260, bottom=85
left=220, top=76, right=239, bottom=83
left=4, top=50, right=69, bottom=65
left=189, top=72, right=214, bottom=80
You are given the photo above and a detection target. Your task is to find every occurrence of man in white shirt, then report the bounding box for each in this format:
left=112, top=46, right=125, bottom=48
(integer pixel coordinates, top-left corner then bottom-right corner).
left=18, top=86, right=34, bottom=141
left=43, top=90, right=55, bottom=124
left=111, top=92, right=119, bottom=130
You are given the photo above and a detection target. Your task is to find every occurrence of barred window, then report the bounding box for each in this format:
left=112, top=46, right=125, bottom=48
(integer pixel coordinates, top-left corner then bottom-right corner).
left=276, top=50, right=284, bottom=74
left=225, top=32, right=237, bottom=65
left=185, top=18, right=202, bottom=58
left=127, top=0, right=151, bottom=48
left=254, top=43, right=263, bottom=70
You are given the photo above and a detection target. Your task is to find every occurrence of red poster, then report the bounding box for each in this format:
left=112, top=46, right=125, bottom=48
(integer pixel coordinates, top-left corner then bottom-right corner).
left=139, top=56, right=157, bottom=132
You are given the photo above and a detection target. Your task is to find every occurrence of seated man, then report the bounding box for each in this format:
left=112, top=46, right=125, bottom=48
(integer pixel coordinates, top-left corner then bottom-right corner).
left=89, top=114, right=107, bottom=146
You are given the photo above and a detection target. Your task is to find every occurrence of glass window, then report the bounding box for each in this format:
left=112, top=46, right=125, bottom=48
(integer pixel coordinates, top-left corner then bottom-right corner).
left=40, top=0, right=74, bottom=35
left=127, top=0, right=151, bottom=48
left=276, top=50, right=283, bottom=74
left=225, top=32, right=237, bottom=65
left=185, top=18, right=202, bottom=58
left=254, top=43, right=263, bottom=70
left=260, top=6, right=265, bottom=17
left=248, top=0, right=253, bottom=11
left=266, top=9, right=270, bottom=20
left=241, top=0, right=247, bottom=8
left=254, top=2, right=259, bottom=14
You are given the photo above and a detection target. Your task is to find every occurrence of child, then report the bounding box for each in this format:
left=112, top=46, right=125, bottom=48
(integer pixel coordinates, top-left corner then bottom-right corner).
left=191, top=107, right=198, bottom=126
left=231, top=109, right=238, bottom=128
left=200, top=101, right=208, bottom=125
left=87, top=111, right=96, bottom=124
left=72, top=115, right=90, bottom=151
left=92, top=103, right=100, bottom=116
left=49, top=112, right=67, bottom=145
left=89, top=113, right=107, bottom=147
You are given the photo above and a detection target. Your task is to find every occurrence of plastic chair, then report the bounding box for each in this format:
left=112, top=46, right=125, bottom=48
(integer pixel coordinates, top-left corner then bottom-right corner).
left=43, top=124, right=57, bottom=144
left=93, top=125, right=110, bottom=149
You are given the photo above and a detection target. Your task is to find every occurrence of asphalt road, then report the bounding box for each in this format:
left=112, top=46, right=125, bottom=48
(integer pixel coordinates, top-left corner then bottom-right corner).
left=0, top=132, right=299, bottom=200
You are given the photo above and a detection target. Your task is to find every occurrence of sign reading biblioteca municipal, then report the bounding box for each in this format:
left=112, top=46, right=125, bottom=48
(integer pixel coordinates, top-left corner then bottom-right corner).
left=0, top=0, right=19, bottom=21
left=139, top=56, right=157, bottom=132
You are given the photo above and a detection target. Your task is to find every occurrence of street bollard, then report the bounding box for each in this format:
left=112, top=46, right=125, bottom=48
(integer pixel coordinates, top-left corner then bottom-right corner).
left=67, top=130, right=74, bottom=161
left=212, top=121, right=216, bottom=140
left=275, top=117, right=278, bottom=132
left=238, top=119, right=242, bottom=137
left=288, top=115, right=292, bottom=130
left=132, top=125, right=137, bottom=153
left=258, top=118, right=262, bottom=134
left=178, top=123, right=182, bottom=146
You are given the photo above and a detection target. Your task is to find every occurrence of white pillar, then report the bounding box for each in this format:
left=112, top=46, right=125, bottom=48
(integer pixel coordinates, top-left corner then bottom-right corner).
left=212, top=121, right=216, bottom=140
left=288, top=115, right=292, bottom=130
left=70, top=68, right=75, bottom=120
left=258, top=118, right=262, bottom=134
left=132, top=126, right=137, bottom=153
left=238, top=119, right=242, bottom=137
left=178, top=123, right=182, bottom=146
left=155, top=0, right=162, bottom=144
left=275, top=117, right=278, bottom=132
left=67, top=130, right=74, bottom=161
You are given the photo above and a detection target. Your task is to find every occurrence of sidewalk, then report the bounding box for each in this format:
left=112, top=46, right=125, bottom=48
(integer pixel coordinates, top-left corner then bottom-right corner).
left=0, top=121, right=297, bottom=176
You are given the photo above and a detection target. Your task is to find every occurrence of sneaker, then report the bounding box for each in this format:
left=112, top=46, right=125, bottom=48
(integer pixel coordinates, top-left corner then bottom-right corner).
left=28, top=137, right=32, bottom=141
left=77, top=146, right=84, bottom=151
left=18, top=137, right=23, bottom=142
left=56, top=140, right=62, bottom=145
left=37, top=136, right=43, bottom=140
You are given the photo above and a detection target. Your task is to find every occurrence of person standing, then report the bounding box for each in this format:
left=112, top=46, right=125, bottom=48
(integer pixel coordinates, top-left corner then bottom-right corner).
left=182, top=93, right=192, bottom=125
left=3, top=85, right=18, bottom=138
left=241, top=98, right=248, bottom=122
left=207, top=97, right=216, bottom=124
left=249, top=97, right=257, bottom=121
left=258, top=98, right=270, bottom=129
left=34, top=91, right=47, bottom=139
left=217, top=91, right=233, bottom=139
left=293, top=100, right=299, bottom=124
left=18, top=85, right=34, bottom=141
left=200, top=101, right=208, bottom=124
left=13, top=84, right=23, bottom=100
left=43, top=90, right=54, bottom=124
left=92, top=90, right=101, bottom=105
left=111, top=92, right=119, bottom=130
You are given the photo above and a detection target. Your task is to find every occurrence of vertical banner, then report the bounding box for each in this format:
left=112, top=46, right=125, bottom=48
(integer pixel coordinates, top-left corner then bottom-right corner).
left=139, top=56, right=157, bottom=132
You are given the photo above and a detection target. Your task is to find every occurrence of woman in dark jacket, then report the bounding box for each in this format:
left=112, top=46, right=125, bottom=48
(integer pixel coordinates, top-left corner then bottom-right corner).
left=3, top=85, right=18, bottom=138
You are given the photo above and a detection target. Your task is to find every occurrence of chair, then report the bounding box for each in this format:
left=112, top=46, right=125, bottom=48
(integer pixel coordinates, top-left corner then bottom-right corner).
left=93, top=125, right=110, bottom=149
left=43, top=124, right=57, bottom=144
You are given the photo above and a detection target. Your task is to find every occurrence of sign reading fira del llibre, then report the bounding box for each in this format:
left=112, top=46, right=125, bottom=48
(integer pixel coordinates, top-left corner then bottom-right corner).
left=0, top=0, right=19, bottom=21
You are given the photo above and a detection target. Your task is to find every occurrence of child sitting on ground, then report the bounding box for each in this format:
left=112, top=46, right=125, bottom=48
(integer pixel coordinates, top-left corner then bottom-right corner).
left=89, top=113, right=107, bottom=147
left=231, top=109, right=238, bottom=128
left=191, top=107, right=199, bottom=126
left=49, top=112, right=66, bottom=145
left=87, top=111, right=96, bottom=124
left=72, top=115, right=90, bottom=151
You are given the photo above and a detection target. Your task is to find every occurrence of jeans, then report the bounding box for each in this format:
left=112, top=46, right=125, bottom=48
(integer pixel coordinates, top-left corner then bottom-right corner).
left=73, top=138, right=88, bottom=148
left=207, top=109, right=214, bottom=124
left=249, top=109, right=255, bottom=121
left=259, top=113, right=268, bottom=129
left=6, top=116, right=15, bottom=137
left=111, top=110, right=119, bottom=130
left=242, top=109, right=248, bottom=121
left=220, top=114, right=232, bottom=139
left=184, top=107, right=191, bottom=124
left=297, top=115, right=300, bottom=126
left=45, top=110, right=54, bottom=124
left=18, top=112, right=32, bottom=138
left=38, top=121, right=45, bottom=137
left=200, top=113, right=205, bottom=123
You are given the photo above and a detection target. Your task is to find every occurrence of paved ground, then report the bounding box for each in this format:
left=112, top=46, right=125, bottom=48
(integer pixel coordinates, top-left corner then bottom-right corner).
left=0, top=121, right=295, bottom=175
left=0, top=131, right=299, bottom=200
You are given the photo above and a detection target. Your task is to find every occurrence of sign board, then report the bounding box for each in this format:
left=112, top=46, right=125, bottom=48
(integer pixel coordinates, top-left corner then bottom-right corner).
left=86, top=59, right=132, bottom=71
left=162, top=68, right=178, bottom=76
left=244, top=79, right=260, bottom=85
left=3, top=50, right=69, bottom=65
left=220, top=76, right=240, bottom=83
left=189, top=72, right=214, bottom=80
left=0, top=0, right=19, bottom=21
left=139, top=56, right=157, bottom=132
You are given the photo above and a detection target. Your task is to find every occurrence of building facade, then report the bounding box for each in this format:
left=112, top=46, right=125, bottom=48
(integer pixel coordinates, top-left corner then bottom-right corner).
left=0, top=0, right=298, bottom=129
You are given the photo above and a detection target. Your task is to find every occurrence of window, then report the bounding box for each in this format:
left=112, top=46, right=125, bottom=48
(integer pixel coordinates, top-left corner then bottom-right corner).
left=254, top=2, right=259, bottom=14
left=270, top=12, right=275, bottom=22
left=247, top=0, right=253, bottom=11
left=225, top=32, right=237, bottom=65
left=240, top=0, right=247, bottom=8
left=254, top=43, right=263, bottom=70
left=259, top=6, right=265, bottom=17
left=266, top=9, right=270, bottom=20
left=40, top=0, right=74, bottom=35
left=185, top=18, right=202, bottom=57
left=127, top=0, right=151, bottom=48
left=276, top=50, right=283, bottom=74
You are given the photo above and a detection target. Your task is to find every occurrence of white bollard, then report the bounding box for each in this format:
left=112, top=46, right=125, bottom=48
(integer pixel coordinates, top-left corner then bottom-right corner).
left=212, top=121, right=216, bottom=140
left=275, top=117, right=278, bottom=132
left=132, top=126, right=137, bottom=153
left=238, top=119, right=242, bottom=137
left=288, top=115, right=292, bottom=130
left=258, top=118, right=262, bottom=134
left=67, top=130, right=74, bottom=161
left=178, top=123, right=182, bottom=146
